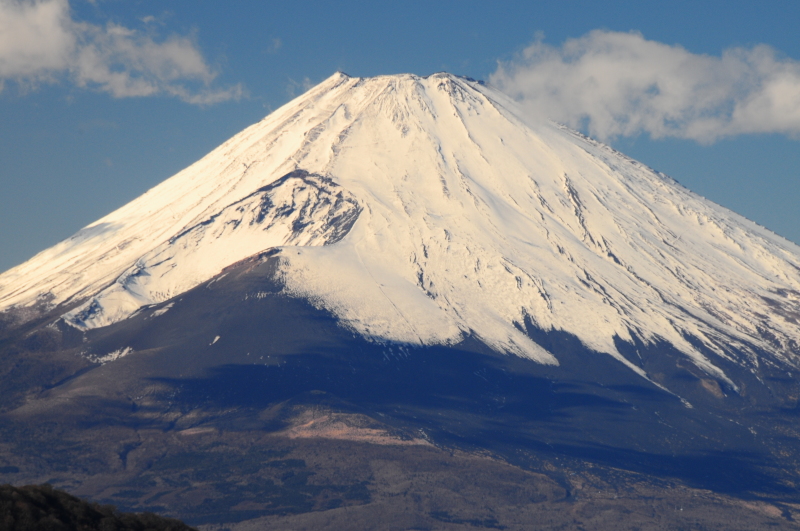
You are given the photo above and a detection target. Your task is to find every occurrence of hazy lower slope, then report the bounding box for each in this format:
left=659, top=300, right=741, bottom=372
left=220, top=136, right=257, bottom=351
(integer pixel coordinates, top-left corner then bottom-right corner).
left=2, top=72, right=800, bottom=392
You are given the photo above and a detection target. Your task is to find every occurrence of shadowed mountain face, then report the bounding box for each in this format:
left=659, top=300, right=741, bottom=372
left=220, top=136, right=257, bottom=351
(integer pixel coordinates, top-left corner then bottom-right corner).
left=2, top=73, right=800, bottom=529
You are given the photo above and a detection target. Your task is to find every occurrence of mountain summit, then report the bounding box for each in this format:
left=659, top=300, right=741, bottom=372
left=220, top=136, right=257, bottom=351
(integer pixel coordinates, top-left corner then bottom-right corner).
left=2, top=71, right=800, bottom=395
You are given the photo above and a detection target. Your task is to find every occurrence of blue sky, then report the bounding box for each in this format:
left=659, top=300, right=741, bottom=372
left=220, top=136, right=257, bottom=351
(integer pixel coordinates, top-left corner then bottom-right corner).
left=1, top=0, right=799, bottom=273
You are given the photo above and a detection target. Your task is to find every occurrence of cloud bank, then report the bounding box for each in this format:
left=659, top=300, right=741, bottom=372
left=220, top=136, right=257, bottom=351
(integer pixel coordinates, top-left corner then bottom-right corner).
left=490, top=30, right=800, bottom=143
left=0, top=0, right=241, bottom=104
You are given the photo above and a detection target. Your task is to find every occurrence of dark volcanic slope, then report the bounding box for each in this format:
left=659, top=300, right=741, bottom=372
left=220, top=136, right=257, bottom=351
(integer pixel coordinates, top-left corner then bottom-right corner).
left=1, top=255, right=800, bottom=529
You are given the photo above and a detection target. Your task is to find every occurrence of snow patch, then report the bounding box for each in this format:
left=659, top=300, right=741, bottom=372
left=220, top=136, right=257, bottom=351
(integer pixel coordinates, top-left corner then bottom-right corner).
left=150, top=302, right=174, bottom=318
left=86, top=347, right=133, bottom=365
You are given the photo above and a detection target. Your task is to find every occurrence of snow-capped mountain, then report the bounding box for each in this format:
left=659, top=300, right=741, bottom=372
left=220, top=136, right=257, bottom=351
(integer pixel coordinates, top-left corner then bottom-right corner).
left=2, top=72, right=800, bottom=391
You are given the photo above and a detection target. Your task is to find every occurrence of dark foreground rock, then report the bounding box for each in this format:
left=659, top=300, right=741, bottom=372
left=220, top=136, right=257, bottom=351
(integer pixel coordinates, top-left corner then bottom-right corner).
left=0, top=483, right=195, bottom=531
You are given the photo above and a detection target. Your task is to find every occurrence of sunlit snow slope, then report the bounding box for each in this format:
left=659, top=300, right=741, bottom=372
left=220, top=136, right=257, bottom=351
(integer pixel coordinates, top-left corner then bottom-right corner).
left=2, top=72, right=800, bottom=385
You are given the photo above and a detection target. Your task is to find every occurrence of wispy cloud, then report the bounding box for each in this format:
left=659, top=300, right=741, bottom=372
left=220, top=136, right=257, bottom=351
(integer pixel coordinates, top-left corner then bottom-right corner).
left=490, top=30, right=800, bottom=143
left=264, top=37, right=282, bottom=55
left=0, top=0, right=241, bottom=104
left=286, top=76, right=313, bottom=97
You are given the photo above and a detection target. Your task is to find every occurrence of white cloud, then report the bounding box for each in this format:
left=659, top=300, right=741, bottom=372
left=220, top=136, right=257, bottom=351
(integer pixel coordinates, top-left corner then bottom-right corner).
left=490, top=30, right=800, bottom=143
left=0, top=0, right=74, bottom=79
left=0, top=0, right=241, bottom=103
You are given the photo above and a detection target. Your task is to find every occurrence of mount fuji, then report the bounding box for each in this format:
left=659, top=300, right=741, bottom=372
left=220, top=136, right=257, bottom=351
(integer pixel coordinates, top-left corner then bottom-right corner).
left=2, top=72, right=800, bottom=529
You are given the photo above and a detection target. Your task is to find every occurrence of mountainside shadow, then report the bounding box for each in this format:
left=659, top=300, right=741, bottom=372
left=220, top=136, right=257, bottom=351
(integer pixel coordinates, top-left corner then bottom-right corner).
left=153, top=339, right=782, bottom=497
left=7, top=255, right=792, bottom=501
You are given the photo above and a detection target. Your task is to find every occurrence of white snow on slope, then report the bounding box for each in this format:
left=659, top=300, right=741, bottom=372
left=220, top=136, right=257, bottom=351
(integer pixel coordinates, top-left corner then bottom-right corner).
left=65, top=170, right=360, bottom=329
left=2, top=72, right=800, bottom=383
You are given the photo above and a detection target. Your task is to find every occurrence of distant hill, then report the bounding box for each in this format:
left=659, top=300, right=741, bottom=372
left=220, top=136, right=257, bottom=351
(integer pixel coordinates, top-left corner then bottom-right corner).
left=0, top=484, right=195, bottom=531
